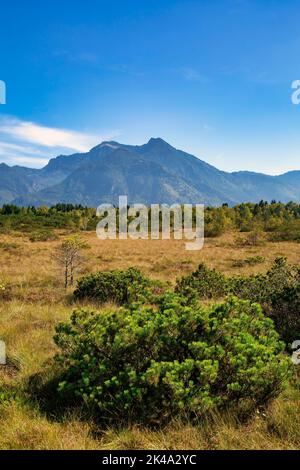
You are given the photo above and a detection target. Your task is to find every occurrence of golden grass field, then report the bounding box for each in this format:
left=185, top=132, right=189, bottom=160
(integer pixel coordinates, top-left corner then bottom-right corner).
left=0, top=230, right=299, bottom=450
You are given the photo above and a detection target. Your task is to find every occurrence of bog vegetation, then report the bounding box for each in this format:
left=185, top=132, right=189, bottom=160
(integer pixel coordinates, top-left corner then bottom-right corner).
left=2, top=200, right=300, bottom=242
left=175, top=257, right=300, bottom=347
left=0, top=201, right=299, bottom=449
left=54, top=295, right=290, bottom=424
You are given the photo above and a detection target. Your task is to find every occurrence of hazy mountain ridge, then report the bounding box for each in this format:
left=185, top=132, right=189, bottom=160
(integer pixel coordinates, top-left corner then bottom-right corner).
left=1, top=138, right=300, bottom=206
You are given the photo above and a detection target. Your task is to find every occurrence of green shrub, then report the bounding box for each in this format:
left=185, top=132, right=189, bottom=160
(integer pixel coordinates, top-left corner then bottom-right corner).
left=228, top=257, right=299, bottom=304
left=245, top=229, right=265, bottom=246
left=231, top=256, right=265, bottom=268
left=175, top=263, right=228, bottom=300
left=0, top=386, right=19, bottom=405
left=204, top=224, right=224, bottom=238
left=244, top=255, right=265, bottom=266
left=268, top=220, right=300, bottom=242
left=29, top=230, right=58, bottom=242
left=176, top=258, right=299, bottom=307
left=266, top=257, right=300, bottom=290
left=228, top=258, right=300, bottom=345
left=73, top=267, right=153, bottom=305
left=228, top=274, right=268, bottom=304
left=53, top=295, right=291, bottom=424
left=269, top=286, right=300, bottom=348
left=176, top=258, right=300, bottom=348
left=231, top=259, right=245, bottom=268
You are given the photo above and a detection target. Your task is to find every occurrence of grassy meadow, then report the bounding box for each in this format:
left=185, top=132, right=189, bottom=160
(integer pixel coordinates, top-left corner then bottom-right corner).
left=0, top=228, right=299, bottom=450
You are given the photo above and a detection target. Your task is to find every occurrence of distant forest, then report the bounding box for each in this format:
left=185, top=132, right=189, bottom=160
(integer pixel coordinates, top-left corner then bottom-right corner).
left=1, top=201, right=300, bottom=242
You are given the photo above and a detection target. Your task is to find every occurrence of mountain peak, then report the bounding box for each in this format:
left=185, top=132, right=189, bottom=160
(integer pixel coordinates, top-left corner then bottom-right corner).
left=91, top=141, right=121, bottom=151
left=147, top=137, right=170, bottom=146
left=3, top=137, right=300, bottom=208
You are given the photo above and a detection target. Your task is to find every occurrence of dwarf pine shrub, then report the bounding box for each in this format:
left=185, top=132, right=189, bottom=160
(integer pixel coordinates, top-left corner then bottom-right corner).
left=53, top=295, right=291, bottom=424
left=269, top=286, right=300, bottom=348
left=73, top=267, right=152, bottom=305
left=175, top=263, right=228, bottom=300
left=228, top=257, right=300, bottom=304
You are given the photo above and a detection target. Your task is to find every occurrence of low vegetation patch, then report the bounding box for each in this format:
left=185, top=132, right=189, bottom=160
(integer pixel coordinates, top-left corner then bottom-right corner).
left=29, top=230, right=59, bottom=242
left=73, top=267, right=163, bottom=305
left=231, top=256, right=265, bottom=268
left=0, top=280, right=11, bottom=300
left=52, top=295, right=291, bottom=424
left=0, top=209, right=300, bottom=448
left=176, top=257, right=300, bottom=347
left=175, top=263, right=228, bottom=301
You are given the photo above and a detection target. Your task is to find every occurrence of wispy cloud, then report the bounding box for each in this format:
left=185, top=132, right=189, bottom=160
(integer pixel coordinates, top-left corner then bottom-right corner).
left=0, top=118, right=109, bottom=152
left=0, top=141, right=48, bottom=156
left=0, top=141, right=51, bottom=167
left=0, top=116, right=119, bottom=167
left=5, top=155, right=50, bottom=167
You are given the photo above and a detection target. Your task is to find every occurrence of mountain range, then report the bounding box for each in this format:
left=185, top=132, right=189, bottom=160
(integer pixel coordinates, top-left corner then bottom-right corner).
left=1, top=137, right=300, bottom=207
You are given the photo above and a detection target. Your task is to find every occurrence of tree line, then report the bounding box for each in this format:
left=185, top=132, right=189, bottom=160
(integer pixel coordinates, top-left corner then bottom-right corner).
left=1, top=200, right=300, bottom=240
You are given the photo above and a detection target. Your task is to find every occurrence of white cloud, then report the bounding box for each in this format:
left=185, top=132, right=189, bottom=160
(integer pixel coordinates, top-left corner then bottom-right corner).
left=0, top=141, right=49, bottom=157
left=0, top=116, right=119, bottom=167
left=0, top=141, right=51, bottom=167
left=8, top=155, right=50, bottom=166
left=0, top=118, right=110, bottom=152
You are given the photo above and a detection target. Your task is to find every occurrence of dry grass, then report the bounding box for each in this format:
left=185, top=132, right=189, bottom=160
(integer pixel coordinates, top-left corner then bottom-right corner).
left=0, top=230, right=299, bottom=449
left=2, top=230, right=300, bottom=291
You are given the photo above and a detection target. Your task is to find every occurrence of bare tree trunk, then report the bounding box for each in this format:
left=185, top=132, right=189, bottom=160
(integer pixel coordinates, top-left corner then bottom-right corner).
left=53, top=236, right=87, bottom=289
left=70, top=261, right=74, bottom=286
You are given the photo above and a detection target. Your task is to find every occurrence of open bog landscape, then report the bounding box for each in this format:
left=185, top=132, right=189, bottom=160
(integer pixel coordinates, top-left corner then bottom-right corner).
left=0, top=214, right=299, bottom=450
left=2, top=0, right=300, bottom=456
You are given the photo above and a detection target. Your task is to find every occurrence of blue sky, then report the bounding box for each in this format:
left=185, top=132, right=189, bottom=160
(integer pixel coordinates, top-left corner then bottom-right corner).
left=1, top=0, right=300, bottom=174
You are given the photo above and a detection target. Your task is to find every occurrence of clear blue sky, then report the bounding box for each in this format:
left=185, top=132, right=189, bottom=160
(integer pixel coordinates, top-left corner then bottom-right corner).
left=1, top=0, right=300, bottom=174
